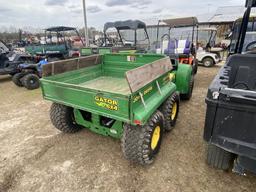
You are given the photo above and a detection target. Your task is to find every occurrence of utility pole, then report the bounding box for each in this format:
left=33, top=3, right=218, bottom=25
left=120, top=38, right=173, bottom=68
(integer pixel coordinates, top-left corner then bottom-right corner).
left=82, top=0, right=89, bottom=47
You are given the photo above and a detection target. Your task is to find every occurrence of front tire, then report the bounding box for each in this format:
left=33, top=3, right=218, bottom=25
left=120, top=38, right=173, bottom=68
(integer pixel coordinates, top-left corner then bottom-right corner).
left=207, top=144, right=234, bottom=171
left=121, top=111, right=164, bottom=165
left=50, top=103, right=82, bottom=133
left=203, top=57, right=214, bottom=67
left=12, top=73, right=25, bottom=87
left=160, top=92, right=180, bottom=132
left=22, top=74, right=40, bottom=90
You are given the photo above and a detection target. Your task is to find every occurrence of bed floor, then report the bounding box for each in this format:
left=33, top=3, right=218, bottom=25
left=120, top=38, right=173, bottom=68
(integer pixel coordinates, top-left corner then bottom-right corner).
left=79, top=76, right=131, bottom=95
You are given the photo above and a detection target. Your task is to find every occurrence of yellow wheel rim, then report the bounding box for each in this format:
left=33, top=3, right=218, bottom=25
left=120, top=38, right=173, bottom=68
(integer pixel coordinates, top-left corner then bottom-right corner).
left=151, top=126, right=161, bottom=150
left=171, top=102, right=177, bottom=120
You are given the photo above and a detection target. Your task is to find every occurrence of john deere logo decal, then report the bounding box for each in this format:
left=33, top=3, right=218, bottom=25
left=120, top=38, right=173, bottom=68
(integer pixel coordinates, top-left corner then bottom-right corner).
left=95, top=96, right=118, bottom=111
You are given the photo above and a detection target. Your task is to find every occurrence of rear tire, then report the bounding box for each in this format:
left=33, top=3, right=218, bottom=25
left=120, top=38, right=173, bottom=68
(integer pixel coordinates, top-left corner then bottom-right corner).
left=22, top=74, right=40, bottom=90
left=181, top=75, right=194, bottom=100
left=207, top=144, right=234, bottom=171
left=50, top=103, right=82, bottom=133
left=12, top=73, right=24, bottom=87
left=203, top=57, right=214, bottom=67
left=121, top=111, right=164, bottom=165
left=160, top=92, right=180, bottom=132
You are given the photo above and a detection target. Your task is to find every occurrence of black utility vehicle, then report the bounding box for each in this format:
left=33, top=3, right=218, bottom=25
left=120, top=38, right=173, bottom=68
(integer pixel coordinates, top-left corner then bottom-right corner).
left=204, top=0, right=256, bottom=175
left=0, top=40, right=36, bottom=76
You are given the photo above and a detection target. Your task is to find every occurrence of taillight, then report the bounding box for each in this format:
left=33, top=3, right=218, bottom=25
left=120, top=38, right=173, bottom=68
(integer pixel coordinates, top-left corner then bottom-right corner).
left=183, top=60, right=189, bottom=64
left=134, top=120, right=141, bottom=125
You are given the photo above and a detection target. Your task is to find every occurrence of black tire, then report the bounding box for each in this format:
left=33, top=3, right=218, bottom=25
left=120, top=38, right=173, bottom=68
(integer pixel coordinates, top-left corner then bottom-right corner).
left=160, top=92, right=180, bottom=132
left=181, top=75, right=194, bottom=100
left=12, top=73, right=25, bottom=87
left=50, top=103, right=82, bottom=133
left=203, top=57, right=214, bottom=67
left=207, top=144, right=234, bottom=171
left=193, top=60, right=198, bottom=74
left=22, top=74, right=40, bottom=90
left=121, top=111, right=164, bottom=165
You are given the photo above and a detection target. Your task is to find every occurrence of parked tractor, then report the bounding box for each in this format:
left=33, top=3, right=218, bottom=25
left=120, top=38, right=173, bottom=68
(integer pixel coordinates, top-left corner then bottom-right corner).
left=204, top=0, right=256, bottom=175
left=39, top=53, right=193, bottom=165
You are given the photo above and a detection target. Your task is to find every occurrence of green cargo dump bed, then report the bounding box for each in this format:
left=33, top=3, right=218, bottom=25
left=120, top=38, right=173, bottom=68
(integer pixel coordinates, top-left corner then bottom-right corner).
left=41, top=53, right=175, bottom=129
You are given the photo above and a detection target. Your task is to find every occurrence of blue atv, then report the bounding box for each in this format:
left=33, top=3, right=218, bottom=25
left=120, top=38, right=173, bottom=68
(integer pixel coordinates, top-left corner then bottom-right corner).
left=12, top=59, right=48, bottom=90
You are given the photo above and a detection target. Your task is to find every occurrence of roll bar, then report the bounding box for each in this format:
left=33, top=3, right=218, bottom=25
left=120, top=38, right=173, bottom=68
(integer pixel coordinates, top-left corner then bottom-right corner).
left=246, top=0, right=256, bottom=7
left=235, top=0, right=256, bottom=53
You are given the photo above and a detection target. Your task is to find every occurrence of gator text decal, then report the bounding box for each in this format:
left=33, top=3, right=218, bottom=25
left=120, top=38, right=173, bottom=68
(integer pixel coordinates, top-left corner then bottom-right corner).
left=95, top=96, right=119, bottom=111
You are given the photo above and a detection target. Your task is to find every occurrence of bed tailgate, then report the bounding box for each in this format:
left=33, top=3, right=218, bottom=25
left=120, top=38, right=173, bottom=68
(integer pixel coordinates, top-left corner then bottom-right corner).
left=41, top=79, right=130, bottom=123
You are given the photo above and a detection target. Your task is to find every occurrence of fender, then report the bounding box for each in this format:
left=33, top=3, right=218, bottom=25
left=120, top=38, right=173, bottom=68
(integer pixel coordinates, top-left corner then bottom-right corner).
left=197, top=51, right=218, bottom=64
left=174, top=64, right=193, bottom=94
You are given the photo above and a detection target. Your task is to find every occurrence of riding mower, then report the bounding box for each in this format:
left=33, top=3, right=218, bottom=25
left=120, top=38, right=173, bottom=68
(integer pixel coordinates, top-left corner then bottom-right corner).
left=204, top=0, right=256, bottom=175
left=12, top=58, right=48, bottom=90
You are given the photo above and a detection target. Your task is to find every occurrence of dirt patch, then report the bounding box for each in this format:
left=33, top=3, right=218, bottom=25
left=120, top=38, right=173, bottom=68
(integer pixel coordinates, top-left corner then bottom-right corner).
left=0, top=166, right=24, bottom=192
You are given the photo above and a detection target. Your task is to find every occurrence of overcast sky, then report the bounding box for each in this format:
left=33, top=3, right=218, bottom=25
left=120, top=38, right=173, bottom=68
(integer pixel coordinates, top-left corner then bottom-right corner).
left=0, top=0, right=244, bottom=31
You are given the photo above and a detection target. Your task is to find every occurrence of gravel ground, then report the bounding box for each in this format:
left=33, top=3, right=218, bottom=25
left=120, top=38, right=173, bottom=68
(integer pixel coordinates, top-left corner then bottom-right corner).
left=0, top=64, right=256, bottom=192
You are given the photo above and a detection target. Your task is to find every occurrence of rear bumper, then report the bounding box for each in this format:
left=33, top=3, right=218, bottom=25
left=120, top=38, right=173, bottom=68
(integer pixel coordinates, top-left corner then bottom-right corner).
left=204, top=95, right=256, bottom=160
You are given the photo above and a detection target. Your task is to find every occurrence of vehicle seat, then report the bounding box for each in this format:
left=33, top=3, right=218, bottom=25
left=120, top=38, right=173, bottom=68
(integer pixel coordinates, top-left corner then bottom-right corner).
left=176, top=40, right=191, bottom=55
left=228, top=54, right=256, bottom=90
left=164, top=40, right=177, bottom=55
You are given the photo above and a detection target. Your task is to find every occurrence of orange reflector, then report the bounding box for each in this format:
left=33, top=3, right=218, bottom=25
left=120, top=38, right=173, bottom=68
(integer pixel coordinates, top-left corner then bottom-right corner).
left=134, top=120, right=141, bottom=125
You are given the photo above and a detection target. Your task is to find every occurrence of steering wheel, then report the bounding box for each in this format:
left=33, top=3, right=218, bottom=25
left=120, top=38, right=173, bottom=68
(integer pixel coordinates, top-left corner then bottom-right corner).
left=245, top=41, right=256, bottom=52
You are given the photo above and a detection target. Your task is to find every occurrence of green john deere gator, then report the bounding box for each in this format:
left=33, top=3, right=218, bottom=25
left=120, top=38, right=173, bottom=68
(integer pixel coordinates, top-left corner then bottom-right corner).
left=40, top=53, right=189, bottom=165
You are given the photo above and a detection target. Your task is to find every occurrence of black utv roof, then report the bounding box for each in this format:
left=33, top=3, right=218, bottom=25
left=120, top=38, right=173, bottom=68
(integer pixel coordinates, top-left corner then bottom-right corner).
left=104, top=20, right=146, bottom=32
left=246, top=0, right=256, bottom=7
left=45, top=26, right=77, bottom=32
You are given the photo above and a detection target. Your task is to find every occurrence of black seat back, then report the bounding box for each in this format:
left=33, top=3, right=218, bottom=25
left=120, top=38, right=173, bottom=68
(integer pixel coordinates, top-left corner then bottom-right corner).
left=228, top=54, right=256, bottom=90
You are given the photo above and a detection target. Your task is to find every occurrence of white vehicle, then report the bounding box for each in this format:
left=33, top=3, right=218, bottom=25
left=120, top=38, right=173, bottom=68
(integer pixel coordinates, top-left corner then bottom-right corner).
left=196, top=27, right=222, bottom=67
left=196, top=47, right=220, bottom=67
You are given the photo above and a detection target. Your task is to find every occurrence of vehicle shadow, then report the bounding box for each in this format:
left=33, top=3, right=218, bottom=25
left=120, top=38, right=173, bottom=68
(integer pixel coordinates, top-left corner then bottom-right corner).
left=0, top=76, right=11, bottom=83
